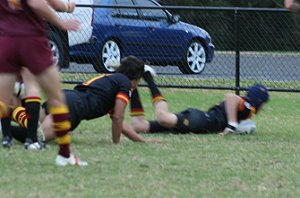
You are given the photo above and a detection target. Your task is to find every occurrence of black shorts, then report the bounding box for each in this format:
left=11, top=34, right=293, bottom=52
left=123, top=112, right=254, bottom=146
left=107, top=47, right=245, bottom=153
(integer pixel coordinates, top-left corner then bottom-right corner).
left=175, top=108, right=226, bottom=134
left=42, top=90, right=84, bottom=131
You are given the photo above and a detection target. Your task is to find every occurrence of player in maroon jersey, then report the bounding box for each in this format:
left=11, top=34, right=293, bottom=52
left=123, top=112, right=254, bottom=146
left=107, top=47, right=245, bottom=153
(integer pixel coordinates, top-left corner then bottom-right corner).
left=0, top=0, right=87, bottom=166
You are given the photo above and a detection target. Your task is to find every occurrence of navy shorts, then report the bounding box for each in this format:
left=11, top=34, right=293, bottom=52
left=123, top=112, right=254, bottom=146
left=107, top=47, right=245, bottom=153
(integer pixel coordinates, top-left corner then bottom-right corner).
left=175, top=108, right=226, bottom=134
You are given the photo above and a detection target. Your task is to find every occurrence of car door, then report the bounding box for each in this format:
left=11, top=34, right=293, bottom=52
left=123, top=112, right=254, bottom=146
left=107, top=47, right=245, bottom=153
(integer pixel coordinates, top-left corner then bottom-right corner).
left=111, top=0, right=153, bottom=58
left=135, top=0, right=185, bottom=60
left=56, top=0, right=94, bottom=46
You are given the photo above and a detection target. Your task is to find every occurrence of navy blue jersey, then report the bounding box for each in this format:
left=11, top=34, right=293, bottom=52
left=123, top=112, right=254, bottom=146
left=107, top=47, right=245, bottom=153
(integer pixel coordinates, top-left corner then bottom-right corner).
left=43, top=73, right=132, bottom=130
left=72, top=73, right=131, bottom=119
left=174, top=96, right=256, bottom=134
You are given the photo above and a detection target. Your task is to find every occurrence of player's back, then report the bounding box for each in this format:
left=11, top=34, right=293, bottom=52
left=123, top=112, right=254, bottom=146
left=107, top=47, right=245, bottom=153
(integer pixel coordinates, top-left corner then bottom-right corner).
left=0, top=1, right=46, bottom=36
left=74, top=73, right=132, bottom=119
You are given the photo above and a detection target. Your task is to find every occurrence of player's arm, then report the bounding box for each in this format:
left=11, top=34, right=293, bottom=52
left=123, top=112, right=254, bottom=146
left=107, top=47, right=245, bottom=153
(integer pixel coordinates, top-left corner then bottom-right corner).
left=122, top=121, right=147, bottom=142
left=47, top=0, right=76, bottom=13
left=220, top=93, right=240, bottom=135
left=111, top=99, right=126, bottom=144
left=122, top=122, right=160, bottom=143
left=27, top=0, right=79, bottom=31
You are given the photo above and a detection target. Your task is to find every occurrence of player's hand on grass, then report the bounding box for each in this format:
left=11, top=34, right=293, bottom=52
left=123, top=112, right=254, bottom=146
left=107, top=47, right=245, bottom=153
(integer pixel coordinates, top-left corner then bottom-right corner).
left=218, top=128, right=234, bottom=136
left=145, top=139, right=161, bottom=144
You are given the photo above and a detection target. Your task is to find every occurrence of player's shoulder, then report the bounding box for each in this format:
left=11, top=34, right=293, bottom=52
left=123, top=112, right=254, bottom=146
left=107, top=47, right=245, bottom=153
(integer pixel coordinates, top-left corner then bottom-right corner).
left=109, top=73, right=131, bottom=83
left=239, top=96, right=253, bottom=110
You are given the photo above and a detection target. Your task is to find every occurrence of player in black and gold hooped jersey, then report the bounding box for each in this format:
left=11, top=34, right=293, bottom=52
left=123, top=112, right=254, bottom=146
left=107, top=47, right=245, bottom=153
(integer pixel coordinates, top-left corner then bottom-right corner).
left=12, top=56, right=159, bottom=144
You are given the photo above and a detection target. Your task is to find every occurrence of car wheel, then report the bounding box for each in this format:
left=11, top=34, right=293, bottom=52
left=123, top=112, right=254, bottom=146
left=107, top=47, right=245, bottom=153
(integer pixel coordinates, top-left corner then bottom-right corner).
left=92, top=40, right=121, bottom=73
left=47, top=31, right=66, bottom=69
left=179, top=41, right=207, bottom=74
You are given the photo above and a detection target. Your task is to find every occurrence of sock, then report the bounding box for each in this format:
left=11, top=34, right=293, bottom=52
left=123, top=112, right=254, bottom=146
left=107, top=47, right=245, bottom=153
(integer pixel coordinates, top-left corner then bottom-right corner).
left=130, top=89, right=145, bottom=116
left=149, top=121, right=170, bottom=133
left=12, top=107, right=28, bottom=128
left=1, top=117, right=12, bottom=139
left=143, top=71, right=166, bottom=104
left=11, top=126, right=27, bottom=143
left=49, top=105, right=71, bottom=158
left=1, top=104, right=13, bottom=139
left=24, top=96, right=41, bottom=142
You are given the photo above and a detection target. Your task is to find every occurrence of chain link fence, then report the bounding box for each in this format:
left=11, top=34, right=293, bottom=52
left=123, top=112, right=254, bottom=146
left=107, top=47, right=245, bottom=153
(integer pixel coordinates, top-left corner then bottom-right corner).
left=52, top=5, right=300, bottom=92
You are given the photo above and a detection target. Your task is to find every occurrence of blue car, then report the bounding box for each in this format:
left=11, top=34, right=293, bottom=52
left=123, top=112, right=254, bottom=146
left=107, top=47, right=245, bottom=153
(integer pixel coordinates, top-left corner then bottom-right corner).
left=70, top=0, right=215, bottom=74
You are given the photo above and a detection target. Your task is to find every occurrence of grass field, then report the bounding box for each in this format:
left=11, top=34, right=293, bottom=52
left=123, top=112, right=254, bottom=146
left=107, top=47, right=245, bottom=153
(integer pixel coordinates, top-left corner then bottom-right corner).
left=1, top=87, right=300, bottom=198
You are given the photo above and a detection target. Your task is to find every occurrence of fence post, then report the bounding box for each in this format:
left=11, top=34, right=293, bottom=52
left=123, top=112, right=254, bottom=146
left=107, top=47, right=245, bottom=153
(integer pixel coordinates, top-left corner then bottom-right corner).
left=234, top=9, right=241, bottom=95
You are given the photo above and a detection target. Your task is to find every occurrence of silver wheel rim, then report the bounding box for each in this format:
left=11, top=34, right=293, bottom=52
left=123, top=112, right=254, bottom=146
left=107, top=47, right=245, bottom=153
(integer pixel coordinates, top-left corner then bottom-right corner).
left=49, top=40, right=59, bottom=65
left=186, top=42, right=206, bottom=73
left=102, top=40, right=121, bottom=72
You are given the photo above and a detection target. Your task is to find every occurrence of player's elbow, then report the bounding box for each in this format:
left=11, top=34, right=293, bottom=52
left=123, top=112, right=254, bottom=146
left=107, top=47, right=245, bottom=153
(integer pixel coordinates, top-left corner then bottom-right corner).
left=112, top=114, right=124, bottom=124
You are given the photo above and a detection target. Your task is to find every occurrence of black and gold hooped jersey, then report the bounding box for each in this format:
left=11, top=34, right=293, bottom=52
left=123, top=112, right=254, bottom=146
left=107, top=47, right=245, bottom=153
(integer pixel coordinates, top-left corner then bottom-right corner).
left=72, top=73, right=131, bottom=120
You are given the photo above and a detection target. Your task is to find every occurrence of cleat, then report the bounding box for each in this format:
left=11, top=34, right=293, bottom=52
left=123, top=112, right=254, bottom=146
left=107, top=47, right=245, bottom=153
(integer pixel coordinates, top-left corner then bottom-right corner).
left=55, top=154, right=88, bottom=166
left=2, top=136, right=12, bottom=148
left=24, top=138, right=44, bottom=150
left=144, top=65, right=157, bottom=77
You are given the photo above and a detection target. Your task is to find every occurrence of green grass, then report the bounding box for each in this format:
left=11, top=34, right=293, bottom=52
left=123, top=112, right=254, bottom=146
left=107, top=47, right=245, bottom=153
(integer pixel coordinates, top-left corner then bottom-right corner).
left=1, top=88, right=300, bottom=197
left=60, top=73, right=300, bottom=90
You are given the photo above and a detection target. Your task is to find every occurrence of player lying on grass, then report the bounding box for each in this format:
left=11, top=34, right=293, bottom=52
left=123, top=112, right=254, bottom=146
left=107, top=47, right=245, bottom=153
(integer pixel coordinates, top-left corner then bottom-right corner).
left=129, top=69, right=269, bottom=135
left=11, top=56, right=160, bottom=144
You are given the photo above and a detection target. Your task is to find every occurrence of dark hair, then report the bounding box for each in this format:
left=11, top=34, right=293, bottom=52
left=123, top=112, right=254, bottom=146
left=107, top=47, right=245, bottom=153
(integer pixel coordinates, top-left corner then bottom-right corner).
left=246, top=84, right=269, bottom=110
left=115, top=56, right=145, bottom=80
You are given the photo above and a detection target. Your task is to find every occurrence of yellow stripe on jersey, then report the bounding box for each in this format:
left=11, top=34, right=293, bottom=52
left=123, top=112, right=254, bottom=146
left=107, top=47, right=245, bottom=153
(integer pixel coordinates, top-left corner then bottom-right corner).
left=56, top=134, right=71, bottom=145
left=116, top=93, right=129, bottom=104
left=49, top=105, right=69, bottom=115
left=82, top=74, right=106, bottom=86
left=9, top=0, right=22, bottom=10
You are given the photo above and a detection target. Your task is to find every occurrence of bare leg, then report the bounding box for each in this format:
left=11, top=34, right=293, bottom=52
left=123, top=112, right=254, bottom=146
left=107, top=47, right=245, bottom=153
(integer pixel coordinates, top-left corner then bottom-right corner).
left=154, top=100, right=177, bottom=128
left=35, top=66, right=64, bottom=107
left=142, top=68, right=178, bottom=129
left=41, top=114, right=56, bottom=142
left=131, top=115, right=150, bottom=132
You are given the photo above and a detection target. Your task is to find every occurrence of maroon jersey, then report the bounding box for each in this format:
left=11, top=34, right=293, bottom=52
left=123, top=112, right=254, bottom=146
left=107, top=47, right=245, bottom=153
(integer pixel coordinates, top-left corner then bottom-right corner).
left=0, top=0, right=47, bottom=36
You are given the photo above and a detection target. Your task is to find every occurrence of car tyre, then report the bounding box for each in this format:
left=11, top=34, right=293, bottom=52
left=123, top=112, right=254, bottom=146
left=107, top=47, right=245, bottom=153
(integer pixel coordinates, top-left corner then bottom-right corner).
left=92, top=40, right=121, bottom=73
left=179, top=41, right=207, bottom=74
left=47, top=31, right=68, bottom=69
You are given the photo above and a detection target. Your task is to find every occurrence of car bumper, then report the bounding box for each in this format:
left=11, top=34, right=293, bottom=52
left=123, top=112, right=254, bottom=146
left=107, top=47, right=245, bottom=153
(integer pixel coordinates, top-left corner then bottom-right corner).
left=206, top=43, right=215, bottom=63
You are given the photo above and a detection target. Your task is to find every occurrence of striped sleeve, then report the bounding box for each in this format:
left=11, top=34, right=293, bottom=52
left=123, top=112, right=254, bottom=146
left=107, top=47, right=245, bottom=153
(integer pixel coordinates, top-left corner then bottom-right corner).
left=116, top=92, right=130, bottom=104
left=238, top=97, right=256, bottom=119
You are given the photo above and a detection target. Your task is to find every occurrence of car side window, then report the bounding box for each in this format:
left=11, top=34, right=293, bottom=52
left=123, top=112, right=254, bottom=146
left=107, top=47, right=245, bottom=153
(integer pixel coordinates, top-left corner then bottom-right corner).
left=136, top=0, right=167, bottom=20
left=113, top=0, right=139, bottom=18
